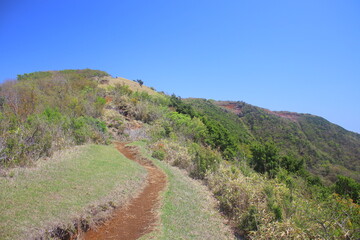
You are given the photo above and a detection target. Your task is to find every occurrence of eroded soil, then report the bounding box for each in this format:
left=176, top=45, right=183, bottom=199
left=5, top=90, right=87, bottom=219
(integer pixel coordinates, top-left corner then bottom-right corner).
left=83, top=142, right=167, bottom=240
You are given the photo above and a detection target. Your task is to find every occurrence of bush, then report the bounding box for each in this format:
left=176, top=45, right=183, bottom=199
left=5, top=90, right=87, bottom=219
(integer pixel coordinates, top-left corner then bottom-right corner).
left=42, top=108, right=63, bottom=123
left=280, top=154, right=304, bottom=174
left=334, top=175, right=360, bottom=203
left=114, top=84, right=133, bottom=96
left=104, top=109, right=124, bottom=130
left=169, top=94, right=197, bottom=117
left=152, top=149, right=165, bottom=160
left=250, top=141, right=280, bottom=178
left=132, top=101, right=164, bottom=123
left=151, top=140, right=192, bottom=171
left=71, top=117, right=108, bottom=144
left=241, top=206, right=259, bottom=231
left=201, top=116, right=239, bottom=160
left=0, top=112, right=72, bottom=166
left=165, top=112, right=208, bottom=142
left=206, top=163, right=267, bottom=234
left=189, top=143, right=221, bottom=179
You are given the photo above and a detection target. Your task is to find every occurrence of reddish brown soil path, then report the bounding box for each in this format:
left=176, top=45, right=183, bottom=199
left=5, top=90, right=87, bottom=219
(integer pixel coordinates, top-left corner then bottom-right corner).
left=83, top=142, right=167, bottom=240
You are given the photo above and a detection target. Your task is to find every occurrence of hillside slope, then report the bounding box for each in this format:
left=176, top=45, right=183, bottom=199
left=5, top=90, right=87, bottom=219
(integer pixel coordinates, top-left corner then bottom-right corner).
left=0, top=69, right=236, bottom=239
left=1, top=69, right=359, bottom=239
left=187, top=99, right=360, bottom=182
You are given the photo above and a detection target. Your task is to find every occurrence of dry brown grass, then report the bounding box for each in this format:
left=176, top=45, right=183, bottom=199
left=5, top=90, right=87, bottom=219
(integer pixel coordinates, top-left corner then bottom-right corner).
left=98, top=76, right=160, bottom=96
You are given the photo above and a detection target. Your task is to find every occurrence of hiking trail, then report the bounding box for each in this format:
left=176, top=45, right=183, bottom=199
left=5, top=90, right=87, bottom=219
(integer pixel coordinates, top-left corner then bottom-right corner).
left=83, top=142, right=167, bottom=240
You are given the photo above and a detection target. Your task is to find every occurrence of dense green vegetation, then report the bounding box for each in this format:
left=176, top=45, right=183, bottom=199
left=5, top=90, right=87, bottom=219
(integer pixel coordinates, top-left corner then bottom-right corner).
left=208, top=100, right=360, bottom=183
left=1, top=69, right=359, bottom=239
left=334, top=175, right=360, bottom=204
left=187, top=99, right=360, bottom=183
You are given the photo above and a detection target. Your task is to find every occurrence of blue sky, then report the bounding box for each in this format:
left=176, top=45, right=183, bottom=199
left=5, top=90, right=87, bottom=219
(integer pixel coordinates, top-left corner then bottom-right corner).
left=1, top=0, right=359, bottom=133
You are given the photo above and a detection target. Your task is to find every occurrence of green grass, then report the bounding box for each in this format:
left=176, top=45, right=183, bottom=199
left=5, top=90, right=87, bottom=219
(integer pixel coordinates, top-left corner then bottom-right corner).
left=0, top=144, right=146, bottom=240
left=132, top=141, right=235, bottom=240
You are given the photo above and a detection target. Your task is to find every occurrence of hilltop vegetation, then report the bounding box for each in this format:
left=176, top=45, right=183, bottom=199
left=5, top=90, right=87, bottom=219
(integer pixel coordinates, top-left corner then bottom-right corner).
left=0, top=69, right=359, bottom=239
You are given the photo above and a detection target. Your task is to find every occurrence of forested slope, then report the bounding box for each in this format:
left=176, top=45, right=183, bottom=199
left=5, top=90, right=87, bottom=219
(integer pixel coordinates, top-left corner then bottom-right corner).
left=186, top=99, right=360, bottom=183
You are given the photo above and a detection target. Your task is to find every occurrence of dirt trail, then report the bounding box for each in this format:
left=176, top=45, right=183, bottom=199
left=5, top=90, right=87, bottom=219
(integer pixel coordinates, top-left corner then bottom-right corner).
left=83, top=142, right=167, bottom=240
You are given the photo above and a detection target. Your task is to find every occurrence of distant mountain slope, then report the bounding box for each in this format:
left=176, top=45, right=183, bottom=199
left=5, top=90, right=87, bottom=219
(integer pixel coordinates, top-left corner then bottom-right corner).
left=187, top=99, right=360, bottom=183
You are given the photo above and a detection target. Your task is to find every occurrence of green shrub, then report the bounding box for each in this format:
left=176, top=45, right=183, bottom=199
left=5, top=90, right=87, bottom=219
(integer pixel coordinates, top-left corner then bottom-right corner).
left=95, top=96, right=106, bottom=109
left=42, top=108, right=63, bottom=123
left=305, top=173, right=323, bottom=186
left=132, top=101, right=164, bottom=123
left=152, top=149, right=165, bottom=160
left=334, top=175, right=360, bottom=203
left=280, top=154, right=304, bottom=174
left=1, top=114, right=63, bottom=166
left=71, top=117, right=87, bottom=144
left=85, top=117, right=107, bottom=133
left=250, top=141, right=280, bottom=178
left=272, top=205, right=283, bottom=221
left=190, top=143, right=221, bottom=179
left=165, top=112, right=208, bottom=142
left=201, top=116, right=239, bottom=160
left=71, top=117, right=108, bottom=144
left=241, top=206, right=259, bottom=231
left=169, top=94, right=197, bottom=118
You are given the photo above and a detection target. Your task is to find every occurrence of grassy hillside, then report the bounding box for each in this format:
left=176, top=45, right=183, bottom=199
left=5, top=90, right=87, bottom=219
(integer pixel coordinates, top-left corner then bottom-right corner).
left=0, top=144, right=146, bottom=240
left=1, top=69, right=359, bottom=239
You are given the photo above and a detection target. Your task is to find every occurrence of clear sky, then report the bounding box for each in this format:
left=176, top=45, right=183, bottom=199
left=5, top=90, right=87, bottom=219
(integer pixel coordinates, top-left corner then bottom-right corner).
left=1, top=0, right=359, bottom=133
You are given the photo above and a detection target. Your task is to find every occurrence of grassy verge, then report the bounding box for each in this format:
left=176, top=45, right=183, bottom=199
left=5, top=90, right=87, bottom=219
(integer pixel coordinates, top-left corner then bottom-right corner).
left=0, top=144, right=147, bottom=240
left=131, top=141, right=235, bottom=240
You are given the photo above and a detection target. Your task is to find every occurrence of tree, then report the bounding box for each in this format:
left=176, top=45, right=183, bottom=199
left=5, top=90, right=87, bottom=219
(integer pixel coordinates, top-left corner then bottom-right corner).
left=135, top=79, right=144, bottom=87
left=169, top=94, right=197, bottom=117
left=250, top=141, right=280, bottom=178
left=334, top=175, right=360, bottom=203
left=280, top=154, right=304, bottom=173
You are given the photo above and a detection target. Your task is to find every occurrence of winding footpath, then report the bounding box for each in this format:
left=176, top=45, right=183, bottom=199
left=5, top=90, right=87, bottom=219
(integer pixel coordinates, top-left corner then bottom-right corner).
left=83, top=142, right=167, bottom=240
